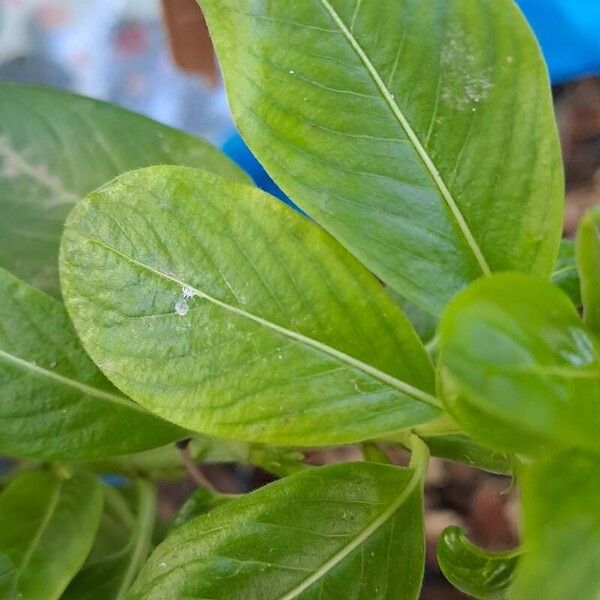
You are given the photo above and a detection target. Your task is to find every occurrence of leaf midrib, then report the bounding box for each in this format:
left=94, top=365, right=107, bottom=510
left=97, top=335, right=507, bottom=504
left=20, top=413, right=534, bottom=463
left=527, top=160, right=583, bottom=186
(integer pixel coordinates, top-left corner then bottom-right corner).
left=317, top=0, right=491, bottom=276
left=278, top=464, right=424, bottom=599
left=0, top=348, right=148, bottom=414
left=17, top=477, right=63, bottom=582
left=83, top=236, right=442, bottom=410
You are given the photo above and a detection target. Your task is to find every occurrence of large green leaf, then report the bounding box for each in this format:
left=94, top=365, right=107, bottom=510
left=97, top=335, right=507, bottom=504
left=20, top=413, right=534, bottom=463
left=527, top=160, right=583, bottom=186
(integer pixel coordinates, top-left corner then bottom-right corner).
left=201, top=0, right=563, bottom=314
left=62, top=480, right=156, bottom=600
left=437, top=526, right=519, bottom=599
left=129, top=460, right=426, bottom=599
left=577, top=206, right=600, bottom=333
left=437, top=273, right=600, bottom=455
left=0, top=83, right=246, bottom=297
left=0, top=469, right=103, bottom=600
left=60, top=166, right=440, bottom=446
left=514, top=451, right=600, bottom=600
left=0, top=266, right=184, bottom=460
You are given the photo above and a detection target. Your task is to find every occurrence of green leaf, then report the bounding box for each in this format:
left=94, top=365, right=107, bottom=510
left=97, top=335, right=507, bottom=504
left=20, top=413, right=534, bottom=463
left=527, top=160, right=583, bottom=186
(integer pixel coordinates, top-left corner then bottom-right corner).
left=438, top=273, right=600, bottom=455
left=62, top=480, right=156, bottom=600
left=129, top=460, right=426, bottom=599
left=437, top=526, right=519, bottom=599
left=421, top=434, right=510, bottom=474
left=386, top=288, right=437, bottom=346
left=577, top=206, right=600, bottom=333
left=60, top=165, right=440, bottom=446
left=201, top=0, right=563, bottom=314
left=551, top=239, right=581, bottom=307
left=514, top=451, right=600, bottom=600
left=0, top=553, right=17, bottom=600
left=173, top=488, right=233, bottom=529
left=0, top=469, right=103, bottom=600
left=0, top=266, right=184, bottom=460
left=0, top=83, right=247, bottom=297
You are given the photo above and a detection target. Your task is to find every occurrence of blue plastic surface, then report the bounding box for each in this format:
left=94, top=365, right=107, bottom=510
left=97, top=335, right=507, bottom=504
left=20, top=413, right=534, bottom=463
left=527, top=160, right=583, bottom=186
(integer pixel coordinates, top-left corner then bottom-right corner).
left=516, top=0, right=600, bottom=83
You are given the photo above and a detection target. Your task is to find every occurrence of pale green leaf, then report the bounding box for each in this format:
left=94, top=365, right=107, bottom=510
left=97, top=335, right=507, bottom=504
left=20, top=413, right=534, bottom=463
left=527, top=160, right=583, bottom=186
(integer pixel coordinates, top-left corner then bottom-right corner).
left=438, top=273, right=600, bottom=455
left=437, top=526, right=519, bottom=599
left=0, top=83, right=247, bottom=297
left=514, top=451, right=600, bottom=600
left=0, top=266, right=184, bottom=460
left=0, top=469, right=103, bottom=600
left=201, top=0, right=563, bottom=314
left=60, top=166, right=441, bottom=446
left=577, top=206, right=600, bottom=333
left=129, top=461, right=425, bottom=599
left=62, top=480, right=156, bottom=600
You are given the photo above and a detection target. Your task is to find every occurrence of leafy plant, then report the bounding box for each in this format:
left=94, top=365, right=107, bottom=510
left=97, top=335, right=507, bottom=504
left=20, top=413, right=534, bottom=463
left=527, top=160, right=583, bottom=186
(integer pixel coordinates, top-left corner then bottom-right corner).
left=0, top=0, right=597, bottom=598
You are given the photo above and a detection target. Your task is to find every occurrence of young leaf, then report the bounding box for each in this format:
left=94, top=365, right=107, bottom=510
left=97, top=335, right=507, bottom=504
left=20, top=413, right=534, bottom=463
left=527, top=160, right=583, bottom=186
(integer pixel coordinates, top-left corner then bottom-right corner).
left=438, top=273, right=600, bottom=455
left=551, top=239, right=581, bottom=307
left=200, top=0, right=564, bottom=314
left=421, top=434, right=510, bottom=474
left=0, top=83, right=247, bottom=297
left=576, top=206, right=600, bottom=333
left=0, top=469, right=103, bottom=600
left=173, top=487, right=233, bottom=529
left=0, top=266, right=184, bottom=460
left=60, top=166, right=441, bottom=446
left=514, top=451, right=600, bottom=600
left=129, top=460, right=426, bottom=599
left=62, top=480, right=156, bottom=600
left=437, top=526, right=519, bottom=599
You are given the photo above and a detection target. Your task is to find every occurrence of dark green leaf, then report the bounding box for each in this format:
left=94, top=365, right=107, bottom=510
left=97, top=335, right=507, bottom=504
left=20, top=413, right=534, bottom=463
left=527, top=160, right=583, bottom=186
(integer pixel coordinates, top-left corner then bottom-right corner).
left=514, top=451, right=600, bottom=600
left=0, top=267, right=184, bottom=459
left=201, top=0, right=563, bottom=314
left=437, top=526, right=519, bottom=599
left=0, top=553, right=17, bottom=600
left=551, top=239, right=581, bottom=307
left=438, top=273, right=600, bottom=454
left=0, top=469, right=103, bottom=600
left=0, top=83, right=247, bottom=297
left=60, top=166, right=440, bottom=446
left=129, top=460, right=426, bottom=599
left=577, top=206, right=600, bottom=333
left=62, top=480, right=156, bottom=600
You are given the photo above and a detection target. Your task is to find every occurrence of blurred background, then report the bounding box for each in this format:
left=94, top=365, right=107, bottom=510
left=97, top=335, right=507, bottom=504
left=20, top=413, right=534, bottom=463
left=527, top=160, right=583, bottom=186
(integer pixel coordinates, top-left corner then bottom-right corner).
left=0, top=0, right=598, bottom=597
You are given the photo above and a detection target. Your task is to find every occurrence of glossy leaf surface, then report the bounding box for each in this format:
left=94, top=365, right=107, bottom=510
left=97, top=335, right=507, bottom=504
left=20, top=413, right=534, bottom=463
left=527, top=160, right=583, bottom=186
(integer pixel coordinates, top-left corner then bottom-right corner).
left=437, top=526, right=519, bottom=599
left=0, top=470, right=103, bottom=600
left=438, top=273, right=600, bottom=454
left=60, top=166, right=440, bottom=446
left=577, top=206, right=600, bottom=332
left=0, top=83, right=246, bottom=297
left=0, top=266, right=184, bottom=459
left=514, top=451, right=600, bottom=600
left=130, top=461, right=425, bottom=599
left=62, top=480, right=156, bottom=600
left=201, top=0, right=563, bottom=314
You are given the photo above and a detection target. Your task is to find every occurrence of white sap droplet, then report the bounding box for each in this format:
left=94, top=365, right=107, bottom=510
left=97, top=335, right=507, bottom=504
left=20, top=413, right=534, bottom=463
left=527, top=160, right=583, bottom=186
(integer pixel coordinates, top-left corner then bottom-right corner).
left=175, top=298, right=189, bottom=316
left=182, top=284, right=195, bottom=299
